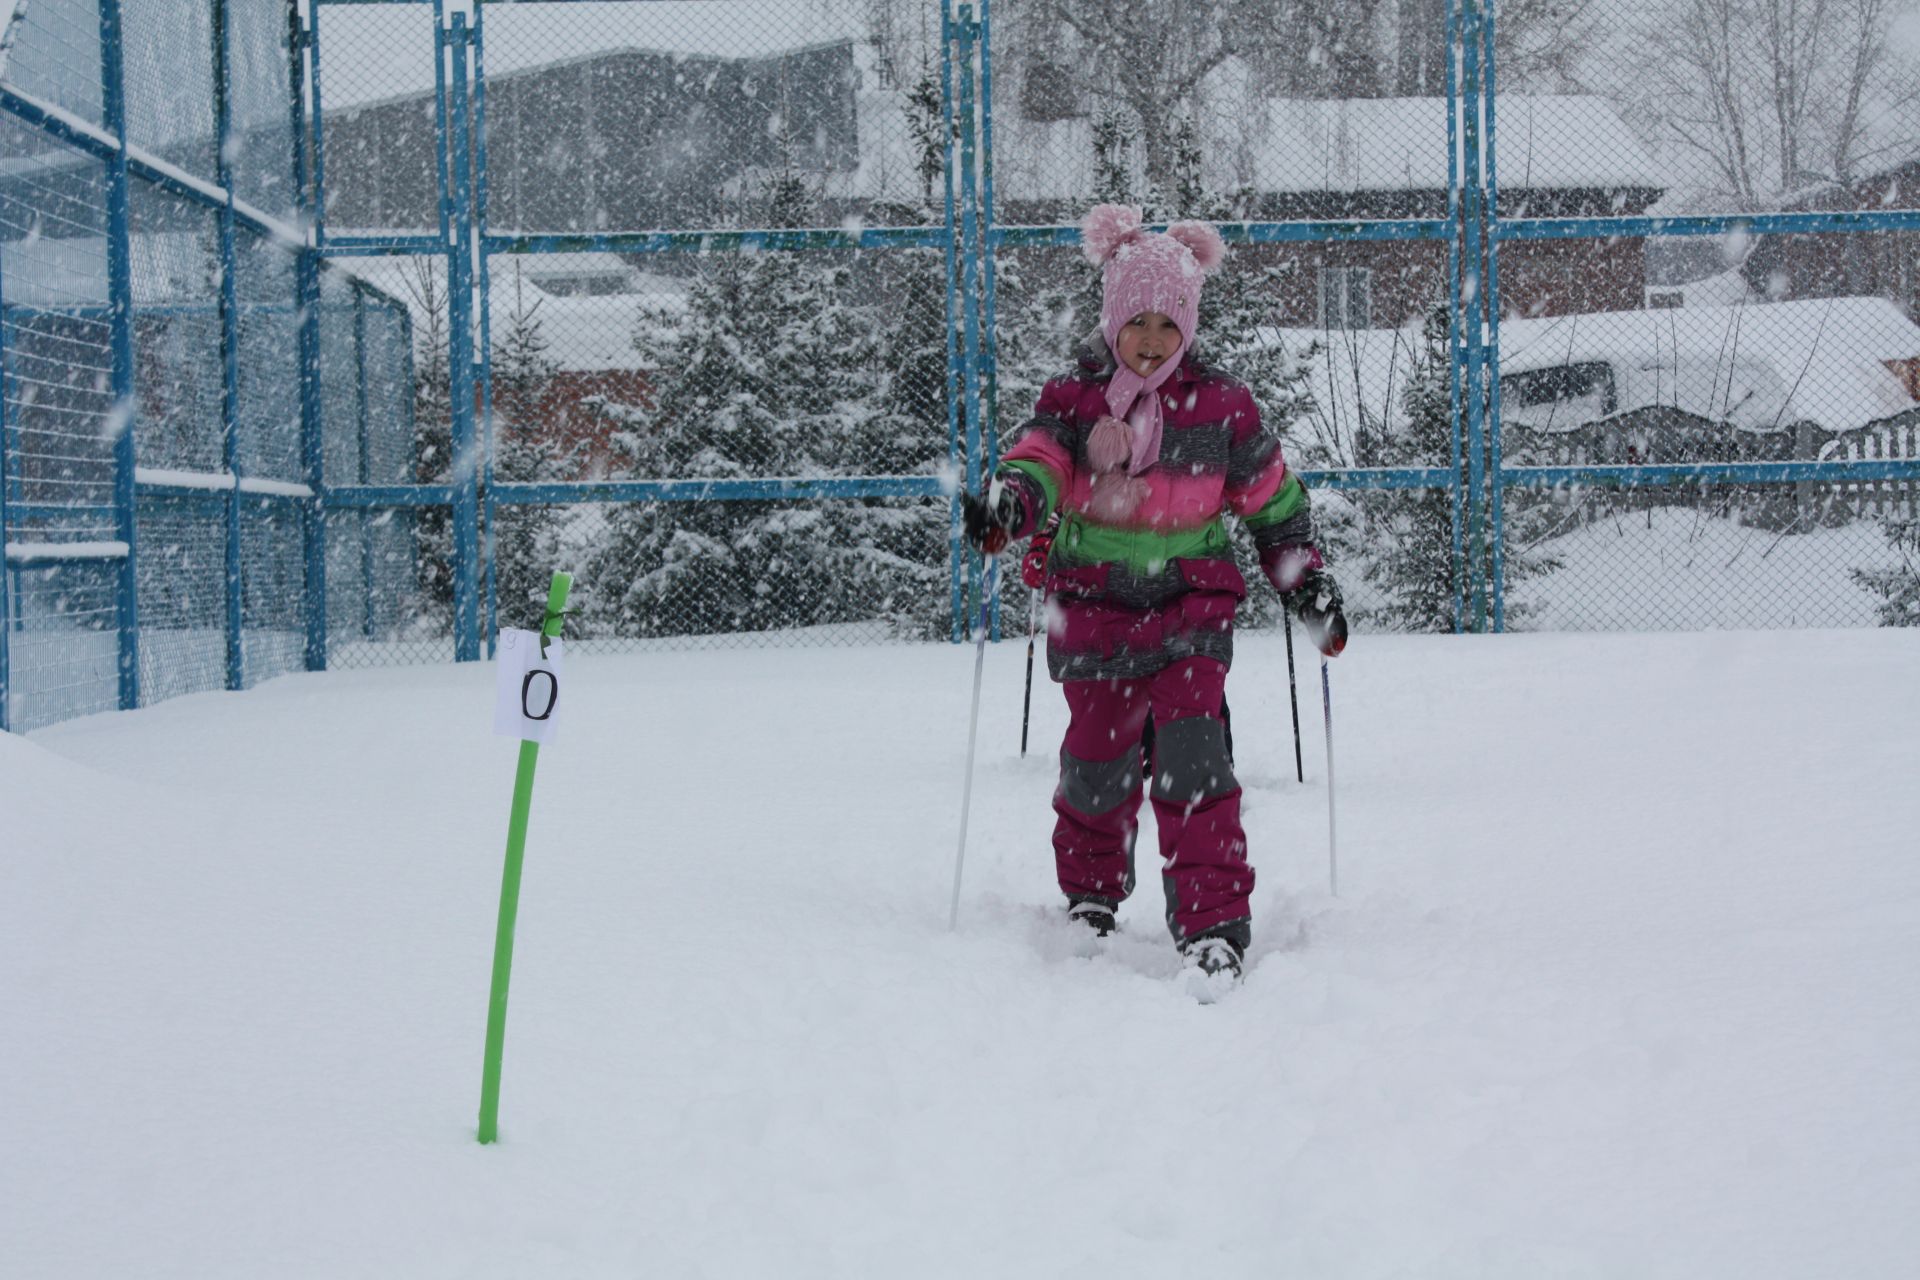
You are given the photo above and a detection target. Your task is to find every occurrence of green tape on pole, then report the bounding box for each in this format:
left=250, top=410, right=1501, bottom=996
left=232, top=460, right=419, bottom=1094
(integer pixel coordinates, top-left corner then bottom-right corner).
left=477, top=570, right=571, bottom=1145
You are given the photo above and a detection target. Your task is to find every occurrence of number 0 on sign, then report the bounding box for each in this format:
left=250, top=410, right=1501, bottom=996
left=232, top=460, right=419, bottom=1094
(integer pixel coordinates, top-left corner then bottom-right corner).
left=493, top=629, right=565, bottom=745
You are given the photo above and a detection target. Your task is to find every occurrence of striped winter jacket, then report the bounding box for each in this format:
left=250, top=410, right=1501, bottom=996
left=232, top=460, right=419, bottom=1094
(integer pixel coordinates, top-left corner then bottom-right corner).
left=995, top=338, right=1319, bottom=682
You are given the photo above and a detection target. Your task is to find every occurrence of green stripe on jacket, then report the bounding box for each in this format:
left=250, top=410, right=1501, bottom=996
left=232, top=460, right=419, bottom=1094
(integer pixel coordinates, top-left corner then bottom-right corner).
left=1050, top=514, right=1235, bottom=575
left=1242, top=472, right=1310, bottom=531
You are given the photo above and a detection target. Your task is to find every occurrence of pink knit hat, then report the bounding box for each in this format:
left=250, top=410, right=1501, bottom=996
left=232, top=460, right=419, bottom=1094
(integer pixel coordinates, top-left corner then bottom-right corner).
left=1079, top=205, right=1226, bottom=487
left=1081, top=204, right=1226, bottom=356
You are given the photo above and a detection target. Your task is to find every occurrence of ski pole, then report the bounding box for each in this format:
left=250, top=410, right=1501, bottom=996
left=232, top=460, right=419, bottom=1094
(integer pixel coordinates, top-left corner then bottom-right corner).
left=1321, top=655, right=1338, bottom=898
left=1019, top=586, right=1038, bottom=756
left=951, top=552, right=997, bottom=930
left=1282, top=605, right=1304, bottom=783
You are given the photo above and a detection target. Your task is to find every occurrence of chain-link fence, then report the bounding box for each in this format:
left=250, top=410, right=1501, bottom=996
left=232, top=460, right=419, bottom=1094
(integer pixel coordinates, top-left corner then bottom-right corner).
left=7, top=0, right=1920, bottom=735
left=1, top=0, right=415, bottom=731
left=990, top=0, right=1920, bottom=639
left=496, top=0, right=958, bottom=647
left=1483, top=0, right=1920, bottom=632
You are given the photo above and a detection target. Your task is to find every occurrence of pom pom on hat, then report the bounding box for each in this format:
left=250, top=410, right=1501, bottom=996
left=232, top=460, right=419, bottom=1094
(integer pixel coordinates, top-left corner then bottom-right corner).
left=1166, top=220, right=1227, bottom=275
left=1080, top=203, right=1144, bottom=266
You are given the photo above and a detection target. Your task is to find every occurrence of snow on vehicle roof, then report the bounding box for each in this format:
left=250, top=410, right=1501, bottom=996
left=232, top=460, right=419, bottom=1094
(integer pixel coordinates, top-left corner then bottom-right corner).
left=1270, top=297, right=1920, bottom=447
left=1498, top=297, right=1920, bottom=434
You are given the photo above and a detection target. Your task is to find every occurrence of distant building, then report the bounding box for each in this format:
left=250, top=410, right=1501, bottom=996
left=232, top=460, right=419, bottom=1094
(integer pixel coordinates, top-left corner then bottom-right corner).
left=994, top=94, right=1666, bottom=327
left=316, top=26, right=1666, bottom=331
left=1742, top=157, right=1920, bottom=325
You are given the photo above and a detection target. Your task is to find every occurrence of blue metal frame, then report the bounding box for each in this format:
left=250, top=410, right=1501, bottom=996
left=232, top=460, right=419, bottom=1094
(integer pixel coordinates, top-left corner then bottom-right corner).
left=352, top=289, right=375, bottom=639
left=294, top=0, right=327, bottom=672
left=978, top=0, right=1003, bottom=642
left=0, top=217, right=11, bottom=732
left=472, top=2, right=497, bottom=654
left=1496, top=210, right=1920, bottom=241
left=331, top=477, right=948, bottom=507
left=307, top=0, right=328, bottom=244
left=956, top=6, right=987, bottom=638
left=485, top=228, right=949, bottom=255
left=1481, top=0, right=1506, bottom=633
left=1505, top=460, right=1920, bottom=487
left=1461, top=0, right=1489, bottom=632
left=990, top=220, right=1452, bottom=250
left=942, top=0, right=964, bottom=640
left=445, top=9, right=480, bottom=661
left=213, top=0, right=244, bottom=691
left=101, top=0, right=141, bottom=710
left=1445, top=0, right=1467, bottom=631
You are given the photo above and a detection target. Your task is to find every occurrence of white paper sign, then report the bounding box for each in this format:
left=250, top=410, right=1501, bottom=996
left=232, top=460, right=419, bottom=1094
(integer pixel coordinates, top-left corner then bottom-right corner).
left=493, top=628, right=565, bottom=745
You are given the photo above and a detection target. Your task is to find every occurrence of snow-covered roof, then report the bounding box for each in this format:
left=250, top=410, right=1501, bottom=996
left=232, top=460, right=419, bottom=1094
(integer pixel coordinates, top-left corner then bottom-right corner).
left=1275, top=297, right=1920, bottom=444
left=333, top=255, right=688, bottom=374
left=519, top=253, right=636, bottom=284
left=313, top=0, right=867, bottom=111
left=1499, top=297, right=1920, bottom=434
left=490, top=272, right=688, bottom=373
left=987, top=95, right=1662, bottom=204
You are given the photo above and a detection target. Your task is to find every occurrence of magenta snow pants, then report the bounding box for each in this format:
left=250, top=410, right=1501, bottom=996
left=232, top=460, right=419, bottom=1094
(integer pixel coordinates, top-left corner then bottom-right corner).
left=1054, top=656, right=1252, bottom=945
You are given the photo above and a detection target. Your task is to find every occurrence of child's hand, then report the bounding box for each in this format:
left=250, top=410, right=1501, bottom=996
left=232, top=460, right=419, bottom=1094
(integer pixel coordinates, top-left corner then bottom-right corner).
left=1289, top=570, right=1349, bottom=657
left=961, top=477, right=1029, bottom=555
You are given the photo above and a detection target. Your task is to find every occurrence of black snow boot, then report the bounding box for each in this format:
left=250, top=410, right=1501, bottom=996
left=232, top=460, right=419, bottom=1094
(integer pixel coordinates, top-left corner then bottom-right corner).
left=1066, top=897, right=1117, bottom=937
left=1180, top=934, right=1244, bottom=979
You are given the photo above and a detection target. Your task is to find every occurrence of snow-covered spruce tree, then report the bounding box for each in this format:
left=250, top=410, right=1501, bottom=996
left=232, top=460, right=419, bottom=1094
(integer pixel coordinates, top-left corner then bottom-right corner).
left=399, top=258, right=454, bottom=630
left=590, top=161, right=898, bottom=637
left=1852, top=518, right=1920, bottom=625
left=1355, top=305, right=1559, bottom=632
left=488, top=263, right=589, bottom=630
left=835, top=60, right=963, bottom=637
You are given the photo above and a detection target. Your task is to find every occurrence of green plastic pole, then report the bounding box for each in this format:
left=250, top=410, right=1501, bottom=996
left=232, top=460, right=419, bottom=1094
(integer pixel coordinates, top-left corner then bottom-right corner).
left=477, top=571, right=571, bottom=1145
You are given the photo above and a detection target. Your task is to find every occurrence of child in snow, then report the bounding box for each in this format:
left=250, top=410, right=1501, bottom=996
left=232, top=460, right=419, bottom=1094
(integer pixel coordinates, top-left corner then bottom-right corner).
left=963, top=204, right=1347, bottom=980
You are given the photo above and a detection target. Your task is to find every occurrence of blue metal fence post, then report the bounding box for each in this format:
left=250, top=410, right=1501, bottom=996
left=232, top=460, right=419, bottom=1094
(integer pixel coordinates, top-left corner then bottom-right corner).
left=100, top=0, right=141, bottom=708
left=978, top=0, right=1003, bottom=642
left=1482, top=0, right=1507, bottom=633
left=353, top=288, right=374, bottom=640
left=293, top=0, right=327, bottom=671
left=446, top=10, right=480, bottom=662
left=213, top=0, right=244, bottom=689
left=0, top=240, right=11, bottom=732
left=308, top=0, right=329, bottom=247
left=472, top=2, right=497, bottom=655
left=1459, top=0, right=1488, bottom=632
left=956, top=6, right=987, bottom=637
left=942, top=0, right=963, bottom=641
left=1445, top=0, right=1467, bottom=633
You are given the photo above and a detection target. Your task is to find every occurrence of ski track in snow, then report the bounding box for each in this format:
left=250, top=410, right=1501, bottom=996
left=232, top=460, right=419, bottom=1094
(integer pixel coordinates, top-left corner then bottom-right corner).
left=3, top=631, right=1918, bottom=1278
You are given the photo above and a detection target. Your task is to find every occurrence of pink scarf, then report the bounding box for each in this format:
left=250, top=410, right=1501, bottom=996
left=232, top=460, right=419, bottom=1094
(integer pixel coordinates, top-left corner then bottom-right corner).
left=1084, top=343, right=1185, bottom=521
left=1100, top=339, right=1186, bottom=476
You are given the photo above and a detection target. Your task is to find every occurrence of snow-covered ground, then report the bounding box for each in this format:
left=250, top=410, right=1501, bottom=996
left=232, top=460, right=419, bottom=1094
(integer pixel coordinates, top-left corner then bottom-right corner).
left=4, top=629, right=1919, bottom=1278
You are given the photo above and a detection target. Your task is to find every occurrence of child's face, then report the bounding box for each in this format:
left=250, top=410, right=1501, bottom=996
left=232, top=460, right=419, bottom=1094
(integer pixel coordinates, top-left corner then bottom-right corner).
left=1114, top=311, right=1182, bottom=377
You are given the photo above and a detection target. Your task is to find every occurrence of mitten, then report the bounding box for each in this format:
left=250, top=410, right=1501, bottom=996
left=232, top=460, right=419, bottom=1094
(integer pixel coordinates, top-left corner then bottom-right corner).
left=960, top=473, right=1038, bottom=555
left=1020, top=513, right=1060, bottom=589
left=1259, top=541, right=1324, bottom=595
left=1287, top=568, right=1349, bottom=657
